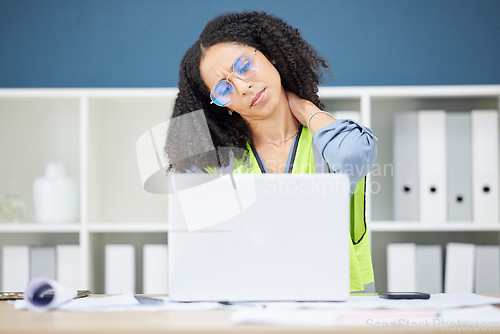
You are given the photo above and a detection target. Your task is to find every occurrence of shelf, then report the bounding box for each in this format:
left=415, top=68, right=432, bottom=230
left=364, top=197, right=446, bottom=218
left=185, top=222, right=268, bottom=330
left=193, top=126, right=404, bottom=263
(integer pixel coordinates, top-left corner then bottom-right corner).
left=0, top=223, right=81, bottom=233
left=0, top=88, right=178, bottom=98
left=87, top=222, right=168, bottom=233
left=86, top=97, right=170, bottom=223
left=1, top=86, right=499, bottom=293
left=370, top=222, right=500, bottom=232
left=0, top=98, right=80, bottom=222
left=4, top=222, right=495, bottom=233
left=1, top=85, right=497, bottom=99
left=319, top=85, right=500, bottom=98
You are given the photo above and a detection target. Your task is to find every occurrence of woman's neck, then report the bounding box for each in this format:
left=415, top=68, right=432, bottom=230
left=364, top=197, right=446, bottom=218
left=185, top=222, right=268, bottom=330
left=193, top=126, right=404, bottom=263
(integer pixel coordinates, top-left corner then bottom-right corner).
left=246, top=87, right=299, bottom=143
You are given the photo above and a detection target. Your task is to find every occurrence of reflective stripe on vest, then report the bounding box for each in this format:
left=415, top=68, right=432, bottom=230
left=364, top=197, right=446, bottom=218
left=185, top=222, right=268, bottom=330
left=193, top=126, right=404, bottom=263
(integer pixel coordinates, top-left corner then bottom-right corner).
left=234, top=125, right=374, bottom=292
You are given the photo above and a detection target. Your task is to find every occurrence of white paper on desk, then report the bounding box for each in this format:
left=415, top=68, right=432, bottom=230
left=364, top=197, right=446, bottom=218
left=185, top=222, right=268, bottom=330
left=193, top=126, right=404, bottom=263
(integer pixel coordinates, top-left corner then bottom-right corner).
left=368, top=293, right=500, bottom=310
left=59, top=294, right=222, bottom=312
left=254, top=293, right=500, bottom=311
left=59, top=293, right=139, bottom=311
left=355, top=293, right=500, bottom=310
left=231, top=309, right=440, bottom=327
left=440, top=305, right=500, bottom=324
left=16, top=294, right=222, bottom=312
left=232, top=306, right=500, bottom=327
left=231, top=309, right=342, bottom=326
left=15, top=292, right=500, bottom=313
left=81, top=293, right=500, bottom=312
left=22, top=277, right=77, bottom=312
left=16, top=293, right=144, bottom=312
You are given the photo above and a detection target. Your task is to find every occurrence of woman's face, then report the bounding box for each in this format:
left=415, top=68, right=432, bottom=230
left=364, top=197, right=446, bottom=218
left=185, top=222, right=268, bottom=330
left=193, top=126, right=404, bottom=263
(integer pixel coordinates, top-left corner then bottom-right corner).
left=199, top=43, right=283, bottom=119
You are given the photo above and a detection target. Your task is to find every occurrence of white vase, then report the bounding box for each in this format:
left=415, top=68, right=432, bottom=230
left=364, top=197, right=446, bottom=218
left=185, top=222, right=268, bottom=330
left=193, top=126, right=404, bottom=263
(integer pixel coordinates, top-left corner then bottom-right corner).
left=33, top=162, right=79, bottom=223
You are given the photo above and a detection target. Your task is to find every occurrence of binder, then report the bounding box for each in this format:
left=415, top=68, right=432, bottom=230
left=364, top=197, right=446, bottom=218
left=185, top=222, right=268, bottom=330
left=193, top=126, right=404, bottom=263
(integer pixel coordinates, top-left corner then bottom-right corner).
left=416, top=245, right=443, bottom=293
left=418, top=110, right=447, bottom=223
left=30, top=246, right=56, bottom=280
left=471, top=110, right=499, bottom=224
left=393, top=111, right=419, bottom=221
left=474, top=245, right=500, bottom=293
left=444, top=243, right=475, bottom=293
left=105, top=244, right=135, bottom=294
left=446, top=111, right=473, bottom=221
left=387, top=243, right=417, bottom=292
left=143, top=244, right=168, bottom=294
left=56, top=245, right=81, bottom=289
left=2, top=245, right=30, bottom=291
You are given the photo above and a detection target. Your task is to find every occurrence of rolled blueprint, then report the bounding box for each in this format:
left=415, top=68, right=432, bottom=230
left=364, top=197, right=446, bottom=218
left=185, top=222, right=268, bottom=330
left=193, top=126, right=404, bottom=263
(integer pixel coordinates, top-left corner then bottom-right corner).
left=23, top=277, right=77, bottom=312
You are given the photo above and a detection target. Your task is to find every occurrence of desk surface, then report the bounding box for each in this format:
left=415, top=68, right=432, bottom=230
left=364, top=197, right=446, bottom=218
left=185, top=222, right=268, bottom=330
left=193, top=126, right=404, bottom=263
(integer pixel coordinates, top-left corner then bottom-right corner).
left=1, top=294, right=500, bottom=334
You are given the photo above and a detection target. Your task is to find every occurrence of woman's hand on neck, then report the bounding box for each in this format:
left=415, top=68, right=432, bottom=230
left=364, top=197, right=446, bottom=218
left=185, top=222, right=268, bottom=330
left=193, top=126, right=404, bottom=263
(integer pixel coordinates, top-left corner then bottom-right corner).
left=286, top=91, right=336, bottom=133
left=243, top=87, right=299, bottom=143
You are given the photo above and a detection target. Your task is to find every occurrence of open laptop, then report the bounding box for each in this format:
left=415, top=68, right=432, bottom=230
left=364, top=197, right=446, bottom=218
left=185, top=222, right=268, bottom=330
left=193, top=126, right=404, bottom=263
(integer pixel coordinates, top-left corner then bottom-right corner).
left=167, top=173, right=351, bottom=302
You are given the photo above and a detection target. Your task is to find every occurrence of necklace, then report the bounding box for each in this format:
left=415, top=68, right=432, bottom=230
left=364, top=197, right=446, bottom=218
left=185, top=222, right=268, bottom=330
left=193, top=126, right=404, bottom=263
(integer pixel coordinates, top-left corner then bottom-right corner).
left=252, top=130, right=299, bottom=145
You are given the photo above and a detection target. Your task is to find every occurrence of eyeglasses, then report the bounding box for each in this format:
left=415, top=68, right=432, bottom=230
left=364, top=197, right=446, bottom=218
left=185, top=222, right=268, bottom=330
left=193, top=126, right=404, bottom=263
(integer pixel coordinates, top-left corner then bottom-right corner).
left=210, top=50, right=259, bottom=107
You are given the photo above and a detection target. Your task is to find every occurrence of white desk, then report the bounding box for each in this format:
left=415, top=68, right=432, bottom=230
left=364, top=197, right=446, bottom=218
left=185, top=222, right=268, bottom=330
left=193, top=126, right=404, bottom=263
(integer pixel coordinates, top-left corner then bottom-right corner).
left=2, top=294, right=500, bottom=334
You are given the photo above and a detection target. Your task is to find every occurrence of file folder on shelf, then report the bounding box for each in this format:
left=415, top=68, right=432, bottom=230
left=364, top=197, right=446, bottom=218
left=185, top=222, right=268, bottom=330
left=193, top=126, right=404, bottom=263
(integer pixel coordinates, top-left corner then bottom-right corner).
left=475, top=245, right=500, bottom=293
left=387, top=243, right=417, bottom=292
left=471, top=110, right=499, bottom=224
left=393, top=111, right=419, bottom=221
left=416, top=245, right=443, bottom=293
left=2, top=245, right=29, bottom=291
left=143, top=244, right=168, bottom=294
left=418, top=110, right=447, bottom=223
left=444, top=243, right=475, bottom=293
left=56, top=245, right=81, bottom=289
left=105, top=244, right=135, bottom=294
left=446, top=111, right=473, bottom=222
left=30, top=246, right=56, bottom=280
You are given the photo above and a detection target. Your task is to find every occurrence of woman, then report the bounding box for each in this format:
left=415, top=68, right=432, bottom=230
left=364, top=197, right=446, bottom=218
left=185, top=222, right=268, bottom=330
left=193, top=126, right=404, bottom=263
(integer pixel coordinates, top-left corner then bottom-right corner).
left=165, top=11, right=378, bottom=292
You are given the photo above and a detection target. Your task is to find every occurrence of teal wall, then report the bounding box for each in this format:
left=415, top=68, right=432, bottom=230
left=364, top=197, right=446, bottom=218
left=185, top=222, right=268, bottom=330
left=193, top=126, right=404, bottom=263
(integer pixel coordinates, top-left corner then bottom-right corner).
left=1, top=0, right=499, bottom=87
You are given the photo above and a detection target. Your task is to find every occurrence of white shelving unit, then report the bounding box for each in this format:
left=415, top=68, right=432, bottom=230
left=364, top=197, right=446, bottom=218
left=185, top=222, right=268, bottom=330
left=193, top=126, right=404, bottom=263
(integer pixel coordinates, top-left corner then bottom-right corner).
left=0, top=86, right=499, bottom=293
left=0, top=88, right=174, bottom=292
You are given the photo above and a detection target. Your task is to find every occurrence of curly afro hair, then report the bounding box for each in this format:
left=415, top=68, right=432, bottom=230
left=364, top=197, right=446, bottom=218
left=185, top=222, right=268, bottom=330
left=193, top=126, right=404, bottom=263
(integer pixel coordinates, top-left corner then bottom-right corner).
left=165, top=11, right=330, bottom=172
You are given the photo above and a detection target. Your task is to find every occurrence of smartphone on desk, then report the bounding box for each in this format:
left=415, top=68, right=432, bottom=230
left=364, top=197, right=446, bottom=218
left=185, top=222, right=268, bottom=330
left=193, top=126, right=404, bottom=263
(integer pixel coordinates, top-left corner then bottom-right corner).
left=379, top=292, right=430, bottom=300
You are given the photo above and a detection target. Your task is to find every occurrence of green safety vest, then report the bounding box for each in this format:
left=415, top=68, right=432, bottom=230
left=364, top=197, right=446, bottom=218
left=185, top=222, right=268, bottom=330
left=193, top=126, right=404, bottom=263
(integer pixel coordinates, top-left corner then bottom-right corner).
left=230, top=126, right=375, bottom=292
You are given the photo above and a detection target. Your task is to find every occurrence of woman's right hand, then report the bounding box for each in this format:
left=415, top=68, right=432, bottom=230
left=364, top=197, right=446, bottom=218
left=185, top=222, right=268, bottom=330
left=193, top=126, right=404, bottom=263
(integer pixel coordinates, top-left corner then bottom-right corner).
left=286, top=91, right=336, bottom=132
left=286, top=91, right=319, bottom=126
